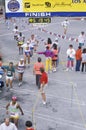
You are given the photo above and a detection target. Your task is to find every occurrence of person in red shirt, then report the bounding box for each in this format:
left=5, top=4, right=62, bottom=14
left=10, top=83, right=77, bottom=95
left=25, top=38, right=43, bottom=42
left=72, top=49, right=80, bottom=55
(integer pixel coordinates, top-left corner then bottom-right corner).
left=40, top=67, right=48, bottom=105
left=25, top=120, right=34, bottom=130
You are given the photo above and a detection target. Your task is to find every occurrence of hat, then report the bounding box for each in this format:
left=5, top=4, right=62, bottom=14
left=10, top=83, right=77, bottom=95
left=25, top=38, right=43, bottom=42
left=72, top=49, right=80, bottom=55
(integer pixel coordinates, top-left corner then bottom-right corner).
left=12, top=96, right=17, bottom=101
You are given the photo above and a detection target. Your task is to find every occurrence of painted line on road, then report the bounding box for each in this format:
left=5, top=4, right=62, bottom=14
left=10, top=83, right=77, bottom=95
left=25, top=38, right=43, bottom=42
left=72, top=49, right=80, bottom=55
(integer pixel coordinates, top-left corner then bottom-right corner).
left=24, top=109, right=86, bottom=130
left=1, top=107, right=85, bottom=130
left=12, top=88, right=86, bottom=106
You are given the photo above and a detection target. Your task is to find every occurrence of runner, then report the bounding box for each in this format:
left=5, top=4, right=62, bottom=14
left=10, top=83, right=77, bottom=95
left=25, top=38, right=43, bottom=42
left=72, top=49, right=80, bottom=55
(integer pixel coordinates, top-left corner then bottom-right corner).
left=33, top=57, right=44, bottom=89
left=22, top=40, right=34, bottom=57
left=17, top=32, right=25, bottom=55
left=39, top=67, right=48, bottom=105
left=78, top=31, right=85, bottom=47
left=5, top=62, right=15, bottom=91
left=0, top=117, right=17, bottom=130
left=25, top=120, right=34, bottom=130
left=13, top=26, right=19, bottom=40
left=28, top=34, right=39, bottom=53
left=6, top=96, right=24, bottom=127
left=61, top=18, right=69, bottom=34
left=16, top=58, right=25, bottom=86
left=24, top=45, right=31, bottom=67
left=0, top=60, right=4, bottom=91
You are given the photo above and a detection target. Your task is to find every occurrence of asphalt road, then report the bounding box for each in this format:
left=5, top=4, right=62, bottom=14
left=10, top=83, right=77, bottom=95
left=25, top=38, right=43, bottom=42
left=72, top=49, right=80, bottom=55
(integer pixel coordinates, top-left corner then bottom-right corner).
left=0, top=16, right=86, bottom=130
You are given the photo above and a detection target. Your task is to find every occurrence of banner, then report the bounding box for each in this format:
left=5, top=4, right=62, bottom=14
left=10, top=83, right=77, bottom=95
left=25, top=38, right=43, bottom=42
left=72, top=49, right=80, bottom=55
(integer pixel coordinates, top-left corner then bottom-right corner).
left=5, top=0, right=86, bottom=17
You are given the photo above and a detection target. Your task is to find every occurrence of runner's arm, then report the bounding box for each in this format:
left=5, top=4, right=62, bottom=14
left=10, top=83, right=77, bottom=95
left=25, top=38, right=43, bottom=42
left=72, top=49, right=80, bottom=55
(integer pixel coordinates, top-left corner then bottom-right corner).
left=6, top=103, right=10, bottom=114
left=17, top=104, right=24, bottom=115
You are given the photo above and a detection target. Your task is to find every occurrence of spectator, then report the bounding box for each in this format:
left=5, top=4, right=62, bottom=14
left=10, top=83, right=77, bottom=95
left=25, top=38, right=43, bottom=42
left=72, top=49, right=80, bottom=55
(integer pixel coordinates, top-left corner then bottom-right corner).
left=38, top=46, right=54, bottom=73
left=0, top=117, right=17, bottom=130
left=25, top=120, right=34, bottom=130
left=33, top=57, right=44, bottom=89
left=75, top=46, right=82, bottom=71
left=66, top=44, right=75, bottom=71
left=81, top=48, right=86, bottom=72
left=52, top=45, right=58, bottom=72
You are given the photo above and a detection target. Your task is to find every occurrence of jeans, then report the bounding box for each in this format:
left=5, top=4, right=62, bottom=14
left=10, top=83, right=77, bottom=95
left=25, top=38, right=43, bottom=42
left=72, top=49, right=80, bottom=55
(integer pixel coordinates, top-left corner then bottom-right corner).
left=81, top=63, right=86, bottom=72
left=36, top=74, right=41, bottom=89
left=75, top=60, right=81, bottom=71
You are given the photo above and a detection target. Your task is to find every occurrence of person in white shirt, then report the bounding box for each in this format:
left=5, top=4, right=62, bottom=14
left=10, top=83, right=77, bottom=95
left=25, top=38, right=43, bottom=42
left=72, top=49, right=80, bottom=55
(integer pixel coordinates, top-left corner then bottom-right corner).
left=61, top=19, right=69, bottom=34
left=66, top=44, right=75, bottom=71
left=78, top=31, right=85, bottom=47
left=0, top=118, right=17, bottom=130
left=16, top=58, right=25, bottom=86
left=81, top=48, right=86, bottom=72
left=13, top=26, right=19, bottom=40
left=28, top=34, right=39, bottom=53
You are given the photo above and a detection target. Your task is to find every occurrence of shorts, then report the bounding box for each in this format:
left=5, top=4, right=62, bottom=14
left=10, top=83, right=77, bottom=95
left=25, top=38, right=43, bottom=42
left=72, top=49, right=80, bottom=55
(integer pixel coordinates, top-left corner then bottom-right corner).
left=25, top=52, right=30, bottom=57
left=52, top=59, right=57, bottom=62
left=40, top=84, right=47, bottom=93
left=79, top=43, right=84, bottom=47
left=6, top=76, right=13, bottom=80
left=17, top=71, right=24, bottom=73
left=10, top=114, right=19, bottom=119
left=63, top=26, right=67, bottom=30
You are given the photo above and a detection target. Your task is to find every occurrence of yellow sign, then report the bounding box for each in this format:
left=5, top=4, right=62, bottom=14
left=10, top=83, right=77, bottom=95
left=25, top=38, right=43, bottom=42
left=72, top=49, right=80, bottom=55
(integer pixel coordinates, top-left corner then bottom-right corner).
left=23, top=0, right=86, bottom=12
left=29, top=18, right=51, bottom=23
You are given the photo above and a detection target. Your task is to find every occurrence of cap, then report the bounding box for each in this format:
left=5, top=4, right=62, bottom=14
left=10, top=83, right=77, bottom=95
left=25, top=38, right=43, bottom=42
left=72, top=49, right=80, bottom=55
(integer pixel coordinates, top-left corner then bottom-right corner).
left=12, top=96, right=17, bottom=101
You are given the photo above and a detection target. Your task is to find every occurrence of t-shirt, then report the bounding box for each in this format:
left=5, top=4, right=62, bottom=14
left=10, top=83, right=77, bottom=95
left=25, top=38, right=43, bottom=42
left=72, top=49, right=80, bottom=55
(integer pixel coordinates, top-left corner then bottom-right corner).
left=26, top=128, right=34, bottom=130
left=82, top=53, right=86, bottom=63
left=0, top=122, right=17, bottom=130
left=6, top=66, right=15, bottom=77
left=34, top=62, right=44, bottom=75
left=40, top=72, right=48, bottom=84
left=52, top=49, right=58, bottom=60
left=78, top=34, right=85, bottom=43
left=75, top=49, right=82, bottom=60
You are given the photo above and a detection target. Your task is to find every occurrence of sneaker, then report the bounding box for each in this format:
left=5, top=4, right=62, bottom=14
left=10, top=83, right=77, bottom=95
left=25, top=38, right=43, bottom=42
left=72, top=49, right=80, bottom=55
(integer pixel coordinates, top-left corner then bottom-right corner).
left=71, top=67, right=74, bottom=71
left=10, top=88, right=13, bottom=91
left=43, top=101, right=46, bottom=105
left=6, top=87, right=10, bottom=92
left=65, top=68, right=69, bottom=71
left=18, top=82, right=22, bottom=87
left=53, top=68, right=56, bottom=72
left=28, top=65, right=30, bottom=68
